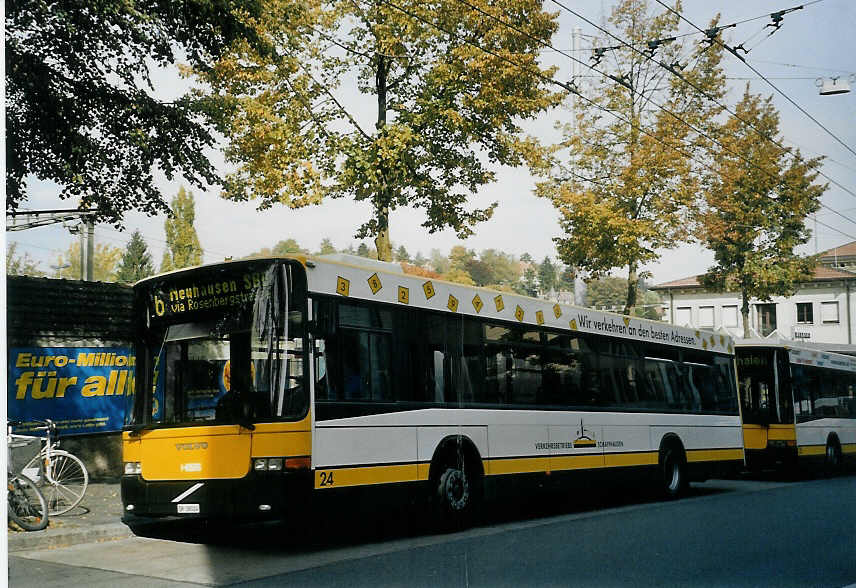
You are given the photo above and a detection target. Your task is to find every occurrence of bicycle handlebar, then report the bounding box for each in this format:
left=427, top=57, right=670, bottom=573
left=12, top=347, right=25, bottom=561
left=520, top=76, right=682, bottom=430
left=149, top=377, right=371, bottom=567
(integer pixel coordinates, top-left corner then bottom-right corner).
left=7, top=419, right=56, bottom=436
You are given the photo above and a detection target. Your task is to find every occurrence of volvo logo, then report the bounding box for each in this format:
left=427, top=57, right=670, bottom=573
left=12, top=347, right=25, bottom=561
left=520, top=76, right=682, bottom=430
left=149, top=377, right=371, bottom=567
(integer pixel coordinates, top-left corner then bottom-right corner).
left=175, top=442, right=208, bottom=451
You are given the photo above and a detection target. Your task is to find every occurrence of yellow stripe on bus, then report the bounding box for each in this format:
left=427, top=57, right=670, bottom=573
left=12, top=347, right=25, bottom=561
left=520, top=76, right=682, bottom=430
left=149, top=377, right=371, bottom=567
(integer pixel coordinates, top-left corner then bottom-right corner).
left=603, top=452, right=659, bottom=468
left=686, top=448, right=744, bottom=463
left=312, top=447, right=743, bottom=490
left=767, top=424, right=796, bottom=441
left=488, top=456, right=551, bottom=476
left=798, top=445, right=826, bottom=456
left=314, top=463, right=419, bottom=489
left=843, top=443, right=856, bottom=455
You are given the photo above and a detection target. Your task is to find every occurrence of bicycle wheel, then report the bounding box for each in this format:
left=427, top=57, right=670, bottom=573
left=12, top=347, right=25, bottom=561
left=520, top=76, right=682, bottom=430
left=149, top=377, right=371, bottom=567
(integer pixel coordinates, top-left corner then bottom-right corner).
left=8, top=475, right=49, bottom=531
left=43, top=450, right=89, bottom=516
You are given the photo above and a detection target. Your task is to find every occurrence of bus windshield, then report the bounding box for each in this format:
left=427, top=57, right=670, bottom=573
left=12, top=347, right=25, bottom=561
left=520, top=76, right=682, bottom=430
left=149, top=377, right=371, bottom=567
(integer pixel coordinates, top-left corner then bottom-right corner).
left=126, top=261, right=307, bottom=428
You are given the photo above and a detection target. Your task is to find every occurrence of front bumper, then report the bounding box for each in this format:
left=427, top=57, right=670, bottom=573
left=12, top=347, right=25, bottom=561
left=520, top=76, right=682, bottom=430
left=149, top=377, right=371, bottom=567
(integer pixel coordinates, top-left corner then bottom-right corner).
left=121, top=469, right=311, bottom=521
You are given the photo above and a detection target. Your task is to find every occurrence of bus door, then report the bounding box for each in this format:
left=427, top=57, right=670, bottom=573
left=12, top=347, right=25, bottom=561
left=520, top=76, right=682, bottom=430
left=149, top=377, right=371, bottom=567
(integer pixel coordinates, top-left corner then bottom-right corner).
left=737, top=348, right=778, bottom=450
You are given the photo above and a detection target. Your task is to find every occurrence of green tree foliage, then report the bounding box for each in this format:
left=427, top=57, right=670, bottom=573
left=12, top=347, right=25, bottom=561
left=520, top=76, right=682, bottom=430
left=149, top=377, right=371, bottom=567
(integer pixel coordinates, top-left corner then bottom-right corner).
left=115, top=230, right=155, bottom=284
left=356, top=243, right=371, bottom=258
left=318, top=238, right=337, bottom=255
left=444, top=267, right=475, bottom=286
left=161, top=187, right=204, bottom=272
left=197, top=0, right=563, bottom=260
left=477, top=249, right=522, bottom=288
left=557, top=265, right=575, bottom=293
left=538, top=256, right=557, bottom=295
left=272, top=239, right=307, bottom=255
left=699, top=87, right=825, bottom=338
left=55, top=241, right=122, bottom=281
left=6, top=0, right=269, bottom=223
left=535, top=1, right=726, bottom=315
left=585, top=276, right=627, bottom=310
left=412, top=252, right=428, bottom=267
left=521, top=266, right=538, bottom=297
left=395, top=245, right=411, bottom=263
left=6, top=243, right=45, bottom=276
left=430, top=249, right=450, bottom=275
left=586, top=275, right=661, bottom=319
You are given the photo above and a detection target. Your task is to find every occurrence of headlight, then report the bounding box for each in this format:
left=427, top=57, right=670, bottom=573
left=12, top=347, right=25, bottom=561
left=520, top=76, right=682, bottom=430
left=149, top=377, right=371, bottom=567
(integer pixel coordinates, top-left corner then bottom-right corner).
left=253, top=457, right=285, bottom=471
left=124, top=462, right=142, bottom=475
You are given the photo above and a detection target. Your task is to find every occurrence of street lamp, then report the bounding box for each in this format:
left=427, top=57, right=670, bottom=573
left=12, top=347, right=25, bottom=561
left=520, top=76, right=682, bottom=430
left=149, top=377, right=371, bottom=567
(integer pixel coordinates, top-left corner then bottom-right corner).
left=50, top=263, right=71, bottom=278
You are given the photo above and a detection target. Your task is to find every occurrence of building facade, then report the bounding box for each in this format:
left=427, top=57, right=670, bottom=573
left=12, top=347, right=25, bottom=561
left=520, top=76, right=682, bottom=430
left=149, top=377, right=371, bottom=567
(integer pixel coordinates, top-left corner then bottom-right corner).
left=651, top=245, right=856, bottom=347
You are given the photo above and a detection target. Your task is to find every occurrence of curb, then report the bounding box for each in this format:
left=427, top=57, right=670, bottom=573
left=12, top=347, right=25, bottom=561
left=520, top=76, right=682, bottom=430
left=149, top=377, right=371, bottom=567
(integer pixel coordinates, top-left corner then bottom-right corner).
left=8, top=522, right=132, bottom=552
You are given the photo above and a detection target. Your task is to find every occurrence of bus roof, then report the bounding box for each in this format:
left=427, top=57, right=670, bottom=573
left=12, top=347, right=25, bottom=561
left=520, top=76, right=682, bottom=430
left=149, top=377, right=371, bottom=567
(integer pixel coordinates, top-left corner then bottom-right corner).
left=134, top=254, right=733, bottom=354
left=304, top=255, right=733, bottom=355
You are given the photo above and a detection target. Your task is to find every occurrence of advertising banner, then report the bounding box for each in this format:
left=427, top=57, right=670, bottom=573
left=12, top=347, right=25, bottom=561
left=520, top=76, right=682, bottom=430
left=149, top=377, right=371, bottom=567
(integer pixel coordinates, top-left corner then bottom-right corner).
left=8, top=347, right=135, bottom=435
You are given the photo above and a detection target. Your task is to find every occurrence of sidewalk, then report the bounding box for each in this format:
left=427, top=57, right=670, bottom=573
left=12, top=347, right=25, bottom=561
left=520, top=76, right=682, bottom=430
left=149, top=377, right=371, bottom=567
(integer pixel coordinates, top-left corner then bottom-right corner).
left=8, top=482, right=132, bottom=552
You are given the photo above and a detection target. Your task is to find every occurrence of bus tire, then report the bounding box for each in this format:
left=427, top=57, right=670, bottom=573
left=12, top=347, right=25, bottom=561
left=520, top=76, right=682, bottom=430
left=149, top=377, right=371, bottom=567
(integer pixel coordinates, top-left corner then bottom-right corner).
left=659, top=440, right=688, bottom=500
left=430, top=438, right=483, bottom=529
left=825, top=436, right=843, bottom=475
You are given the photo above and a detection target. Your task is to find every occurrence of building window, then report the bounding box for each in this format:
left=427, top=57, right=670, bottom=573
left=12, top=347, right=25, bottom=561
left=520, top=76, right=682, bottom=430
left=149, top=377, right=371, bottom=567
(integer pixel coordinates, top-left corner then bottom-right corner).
left=722, top=305, right=738, bottom=328
left=796, top=302, right=814, bottom=324
left=821, top=301, right=840, bottom=324
left=756, top=303, right=777, bottom=337
left=698, top=306, right=714, bottom=328
left=675, top=307, right=691, bottom=326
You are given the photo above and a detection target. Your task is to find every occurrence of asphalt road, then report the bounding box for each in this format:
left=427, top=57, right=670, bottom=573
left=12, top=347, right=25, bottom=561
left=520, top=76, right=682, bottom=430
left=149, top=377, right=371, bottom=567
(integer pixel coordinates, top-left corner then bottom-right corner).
left=10, top=474, right=856, bottom=587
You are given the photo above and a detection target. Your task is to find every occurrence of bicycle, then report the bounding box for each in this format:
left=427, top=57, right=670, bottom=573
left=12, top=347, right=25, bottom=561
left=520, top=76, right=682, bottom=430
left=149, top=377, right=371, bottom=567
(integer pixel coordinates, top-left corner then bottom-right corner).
left=7, top=424, right=49, bottom=531
left=11, top=419, right=89, bottom=516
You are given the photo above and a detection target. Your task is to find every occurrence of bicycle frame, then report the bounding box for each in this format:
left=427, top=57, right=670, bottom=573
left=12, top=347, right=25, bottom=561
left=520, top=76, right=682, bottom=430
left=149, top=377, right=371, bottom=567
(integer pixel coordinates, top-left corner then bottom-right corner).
left=10, top=420, right=60, bottom=485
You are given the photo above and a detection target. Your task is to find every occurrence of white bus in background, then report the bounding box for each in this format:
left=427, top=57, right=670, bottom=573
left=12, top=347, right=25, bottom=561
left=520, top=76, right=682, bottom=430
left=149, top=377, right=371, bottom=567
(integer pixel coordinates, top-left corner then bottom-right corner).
left=737, top=341, right=856, bottom=472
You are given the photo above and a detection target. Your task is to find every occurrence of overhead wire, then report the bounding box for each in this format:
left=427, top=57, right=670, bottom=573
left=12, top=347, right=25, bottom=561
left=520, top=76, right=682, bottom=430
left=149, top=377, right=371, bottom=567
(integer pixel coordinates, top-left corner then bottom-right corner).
left=654, top=0, right=856, bottom=161
left=544, top=0, right=856, bottom=224
left=438, top=0, right=856, bottom=231
left=585, top=1, right=827, bottom=60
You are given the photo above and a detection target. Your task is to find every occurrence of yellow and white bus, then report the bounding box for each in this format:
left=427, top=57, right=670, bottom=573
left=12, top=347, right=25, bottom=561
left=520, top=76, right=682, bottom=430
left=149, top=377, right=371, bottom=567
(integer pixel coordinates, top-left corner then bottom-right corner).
left=122, top=255, right=743, bottom=527
left=737, top=341, right=856, bottom=472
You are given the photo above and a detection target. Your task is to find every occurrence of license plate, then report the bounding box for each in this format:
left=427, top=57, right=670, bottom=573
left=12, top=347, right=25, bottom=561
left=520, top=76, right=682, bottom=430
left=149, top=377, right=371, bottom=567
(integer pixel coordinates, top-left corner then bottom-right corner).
left=177, top=503, right=200, bottom=514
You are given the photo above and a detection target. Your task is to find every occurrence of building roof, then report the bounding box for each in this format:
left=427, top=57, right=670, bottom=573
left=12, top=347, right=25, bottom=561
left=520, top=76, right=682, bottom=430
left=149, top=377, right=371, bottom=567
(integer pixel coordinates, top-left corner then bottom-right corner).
left=819, top=240, right=856, bottom=260
left=651, top=265, right=856, bottom=291
left=7, top=276, right=134, bottom=344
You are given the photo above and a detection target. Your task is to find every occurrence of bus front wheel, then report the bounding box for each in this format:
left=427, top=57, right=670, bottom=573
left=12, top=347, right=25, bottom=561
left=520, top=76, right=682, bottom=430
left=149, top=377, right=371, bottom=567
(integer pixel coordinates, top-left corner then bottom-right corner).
left=432, top=450, right=482, bottom=529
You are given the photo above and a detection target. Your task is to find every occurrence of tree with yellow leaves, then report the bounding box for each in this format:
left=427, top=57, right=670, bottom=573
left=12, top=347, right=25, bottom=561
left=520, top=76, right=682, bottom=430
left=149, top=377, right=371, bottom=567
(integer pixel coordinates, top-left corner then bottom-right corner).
left=535, top=0, right=726, bottom=315
left=161, top=187, right=204, bottom=272
left=195, top=0, right=563, bottom=261
left=54, top=242, right=123, bottom=282
left=699, top=87, right=825, bottom=339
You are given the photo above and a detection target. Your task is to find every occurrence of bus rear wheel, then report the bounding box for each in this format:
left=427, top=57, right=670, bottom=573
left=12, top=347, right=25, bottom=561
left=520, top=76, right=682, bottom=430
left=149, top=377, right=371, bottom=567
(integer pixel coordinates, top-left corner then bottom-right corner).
left=825, top=438, right=842, bottom=475
left=659, top=445, right=688, bottom=499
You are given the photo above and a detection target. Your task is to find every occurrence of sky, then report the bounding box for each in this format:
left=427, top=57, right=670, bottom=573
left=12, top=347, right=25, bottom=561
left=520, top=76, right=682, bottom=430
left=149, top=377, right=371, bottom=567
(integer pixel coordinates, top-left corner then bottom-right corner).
left=5, top=0, right=856, bottom=285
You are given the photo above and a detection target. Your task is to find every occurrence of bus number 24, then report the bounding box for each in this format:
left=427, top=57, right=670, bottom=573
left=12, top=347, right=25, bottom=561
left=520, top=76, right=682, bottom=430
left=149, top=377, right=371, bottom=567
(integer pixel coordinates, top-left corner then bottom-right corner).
left=319, top=471, right=335, bottom=487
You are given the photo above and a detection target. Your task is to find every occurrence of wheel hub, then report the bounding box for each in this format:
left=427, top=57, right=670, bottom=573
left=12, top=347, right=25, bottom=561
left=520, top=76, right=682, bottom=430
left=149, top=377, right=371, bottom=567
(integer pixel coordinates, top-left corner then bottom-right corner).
left=442, top=469, right=469, bottom=511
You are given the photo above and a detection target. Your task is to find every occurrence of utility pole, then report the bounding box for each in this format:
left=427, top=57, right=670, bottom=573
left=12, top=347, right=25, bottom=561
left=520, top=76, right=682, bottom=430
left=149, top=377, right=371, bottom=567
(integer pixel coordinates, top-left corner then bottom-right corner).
left=5, top=208, right=98, bottom=280
left=78, top=219, right=95, bottom=281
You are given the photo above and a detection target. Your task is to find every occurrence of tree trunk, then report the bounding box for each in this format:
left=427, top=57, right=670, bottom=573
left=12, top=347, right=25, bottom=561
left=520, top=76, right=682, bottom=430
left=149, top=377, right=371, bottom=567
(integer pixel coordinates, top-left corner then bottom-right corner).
left=374, top=211, right=392, bottom=262
left=373, top=52, right=393, bottom=262
left=624, top=263, right=638, bottom=316
left=741, top=288, right=751, bottom=339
